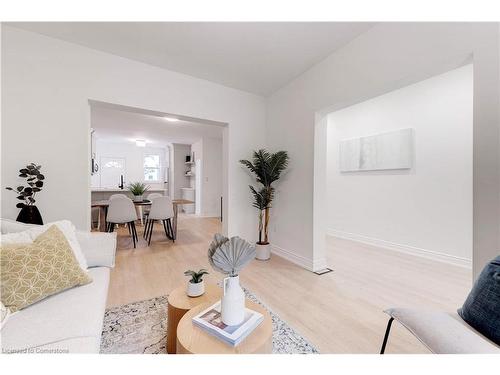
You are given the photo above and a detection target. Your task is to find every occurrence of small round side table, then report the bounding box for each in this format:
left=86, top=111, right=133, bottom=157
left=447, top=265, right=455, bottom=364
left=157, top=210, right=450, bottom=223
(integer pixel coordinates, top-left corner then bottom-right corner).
left=176, top=300, right=273, bottom=354
left=166, top=283, right=221, bottom=354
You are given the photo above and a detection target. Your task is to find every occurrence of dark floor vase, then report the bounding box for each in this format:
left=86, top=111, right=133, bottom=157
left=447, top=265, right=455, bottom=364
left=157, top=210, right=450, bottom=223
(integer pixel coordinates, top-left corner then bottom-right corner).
left=16, top=205, right=43, bottom=225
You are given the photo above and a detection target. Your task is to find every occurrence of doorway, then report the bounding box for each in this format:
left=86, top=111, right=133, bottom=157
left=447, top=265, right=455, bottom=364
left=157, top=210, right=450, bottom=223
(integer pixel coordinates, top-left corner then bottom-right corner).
left=313, top=64, right=473, bottom=284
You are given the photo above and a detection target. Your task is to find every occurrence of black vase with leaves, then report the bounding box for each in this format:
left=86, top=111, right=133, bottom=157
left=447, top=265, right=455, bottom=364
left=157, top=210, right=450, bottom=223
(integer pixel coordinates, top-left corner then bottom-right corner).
left=6, top=163, right=45, bottom=225
left=16, top=205, right=43, bottom=225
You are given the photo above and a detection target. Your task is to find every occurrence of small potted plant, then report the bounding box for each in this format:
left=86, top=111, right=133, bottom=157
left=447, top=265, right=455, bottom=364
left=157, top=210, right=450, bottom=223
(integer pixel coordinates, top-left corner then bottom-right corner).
left=128, top=182, right=150, bottom=202
left=5, top=163, right=45, bottom=224
left=184, top=269, right=209, bottom=297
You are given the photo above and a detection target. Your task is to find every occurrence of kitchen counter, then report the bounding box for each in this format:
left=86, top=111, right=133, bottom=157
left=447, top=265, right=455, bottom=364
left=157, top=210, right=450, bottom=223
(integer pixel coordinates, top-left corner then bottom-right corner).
left=91, top=188, right=167, bottom=192
left=91, top=187, right=168, bottom=202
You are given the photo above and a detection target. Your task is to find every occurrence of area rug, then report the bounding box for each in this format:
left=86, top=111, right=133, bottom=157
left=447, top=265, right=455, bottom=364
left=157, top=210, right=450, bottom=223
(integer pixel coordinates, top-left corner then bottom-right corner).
left=100, top=289, right=319, bottom=354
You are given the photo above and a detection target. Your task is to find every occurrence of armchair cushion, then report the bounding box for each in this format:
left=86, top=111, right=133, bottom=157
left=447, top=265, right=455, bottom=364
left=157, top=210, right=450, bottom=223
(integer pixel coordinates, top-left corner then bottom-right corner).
left=385, top=308, right=500, bottom=353
left=458, top=255, right=500, bottom=345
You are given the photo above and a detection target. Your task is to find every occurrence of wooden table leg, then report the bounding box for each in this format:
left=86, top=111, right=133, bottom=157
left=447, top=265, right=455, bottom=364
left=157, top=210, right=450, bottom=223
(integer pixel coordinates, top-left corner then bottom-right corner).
left=99, top=206, right=106, bottom=232
left=137, top=206, right=144, bottom=226
left=167, top=301, right=188, bottom=354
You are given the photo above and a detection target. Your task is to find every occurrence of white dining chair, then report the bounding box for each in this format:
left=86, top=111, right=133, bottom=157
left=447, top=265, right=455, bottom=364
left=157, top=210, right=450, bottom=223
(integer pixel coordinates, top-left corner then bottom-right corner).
left=106, top=197, right=139, bottom=248
left=109, top=193, right=128, bottom=200
left=141, top=193, right=163, bottom=229
left=147, top=192, right=163, bottom=201
left=144, top=196, right=175, bottom=245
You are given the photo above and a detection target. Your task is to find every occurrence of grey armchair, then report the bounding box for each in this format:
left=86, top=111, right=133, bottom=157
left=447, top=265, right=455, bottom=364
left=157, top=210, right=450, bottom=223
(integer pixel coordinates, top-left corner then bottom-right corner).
left=380, top=308, right=500, bottom=354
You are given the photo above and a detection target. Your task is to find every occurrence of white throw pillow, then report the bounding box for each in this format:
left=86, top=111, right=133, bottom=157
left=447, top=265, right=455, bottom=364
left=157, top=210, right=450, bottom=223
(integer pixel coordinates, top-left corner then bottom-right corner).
left=1, top=301, right=11, bottom=330
left=0, top=219, right=88, bottom=270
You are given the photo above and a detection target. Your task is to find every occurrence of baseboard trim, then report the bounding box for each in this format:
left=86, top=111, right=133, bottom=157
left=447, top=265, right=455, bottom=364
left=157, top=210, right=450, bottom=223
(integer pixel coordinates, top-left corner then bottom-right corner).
left=270, top=244, right=314, bottom=271
left=327, top=229, right=472, bottom=269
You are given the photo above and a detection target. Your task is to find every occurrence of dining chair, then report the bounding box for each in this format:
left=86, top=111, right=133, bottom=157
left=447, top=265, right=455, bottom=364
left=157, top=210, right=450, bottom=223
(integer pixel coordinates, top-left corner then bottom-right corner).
left=109, top=193, right=128, bottom=200
left=142, top=193, right=163, bottom=233
left=106, top=197, right=139, bottom=248
left=144, top=196, right=175, bottom=245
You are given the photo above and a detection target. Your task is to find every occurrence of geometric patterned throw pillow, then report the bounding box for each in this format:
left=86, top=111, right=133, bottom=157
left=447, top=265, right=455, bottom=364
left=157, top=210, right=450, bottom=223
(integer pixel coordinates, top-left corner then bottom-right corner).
left=0, top=225, right=92, bottom=312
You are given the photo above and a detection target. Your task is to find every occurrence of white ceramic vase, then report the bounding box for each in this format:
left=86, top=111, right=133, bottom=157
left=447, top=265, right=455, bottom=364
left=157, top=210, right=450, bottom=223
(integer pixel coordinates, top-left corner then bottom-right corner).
left=186, top=280, right=205, bottom=297
left=255, top=243, right=271, bottom=261
left=133, top=194, right=143, bottom=202
left=221, top=275, right=245, bottom=326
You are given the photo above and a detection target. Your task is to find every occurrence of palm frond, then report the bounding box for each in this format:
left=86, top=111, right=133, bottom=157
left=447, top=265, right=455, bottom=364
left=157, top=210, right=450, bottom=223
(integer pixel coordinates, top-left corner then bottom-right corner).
left=249, top=185, right=273, bottom=210
left=267, top=151, right=289, bottom=184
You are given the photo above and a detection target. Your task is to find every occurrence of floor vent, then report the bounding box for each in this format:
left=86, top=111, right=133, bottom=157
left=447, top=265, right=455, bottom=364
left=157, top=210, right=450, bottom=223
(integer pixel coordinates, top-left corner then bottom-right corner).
left=313, top=268, right=333, bottom=275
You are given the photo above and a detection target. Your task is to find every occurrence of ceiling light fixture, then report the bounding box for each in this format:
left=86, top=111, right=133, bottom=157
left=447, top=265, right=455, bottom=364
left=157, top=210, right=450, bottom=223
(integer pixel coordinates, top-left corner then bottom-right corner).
left=164, top=117, right=180, bottom=122
left=135, top=139, right=146, bottom=147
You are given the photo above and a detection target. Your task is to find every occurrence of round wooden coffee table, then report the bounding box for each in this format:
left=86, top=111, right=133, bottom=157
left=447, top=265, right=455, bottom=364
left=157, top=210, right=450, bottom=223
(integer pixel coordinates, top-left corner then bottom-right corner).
left=176, top=300, right=273, bottom=354
left=167, top=283, right=221, bottom=354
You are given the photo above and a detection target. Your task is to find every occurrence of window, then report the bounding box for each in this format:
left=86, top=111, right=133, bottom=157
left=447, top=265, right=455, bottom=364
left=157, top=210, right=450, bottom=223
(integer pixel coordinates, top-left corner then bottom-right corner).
left=144, top=154, right=161, bottom=182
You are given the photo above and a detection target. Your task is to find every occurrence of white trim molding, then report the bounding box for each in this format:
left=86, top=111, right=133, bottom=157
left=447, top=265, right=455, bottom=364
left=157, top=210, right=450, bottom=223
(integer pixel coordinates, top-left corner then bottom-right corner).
left=270, top=244, right=314, bottom=271
left=327, top=229, right=472, bottom=269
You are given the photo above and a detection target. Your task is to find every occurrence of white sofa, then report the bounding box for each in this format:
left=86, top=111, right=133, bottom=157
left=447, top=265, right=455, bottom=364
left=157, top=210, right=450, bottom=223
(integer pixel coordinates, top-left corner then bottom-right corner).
left=1, top=220, right=116, bottom=354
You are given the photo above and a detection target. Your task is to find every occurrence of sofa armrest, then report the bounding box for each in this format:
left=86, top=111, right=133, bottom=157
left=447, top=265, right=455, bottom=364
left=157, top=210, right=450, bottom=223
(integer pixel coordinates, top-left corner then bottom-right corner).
left=76, top=231, right=117, bottom=268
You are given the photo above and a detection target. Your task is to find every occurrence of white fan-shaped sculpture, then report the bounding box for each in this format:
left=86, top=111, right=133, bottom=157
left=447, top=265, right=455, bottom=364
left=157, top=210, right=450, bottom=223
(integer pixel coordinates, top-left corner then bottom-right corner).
left=208, top=233, right=256, bottom=276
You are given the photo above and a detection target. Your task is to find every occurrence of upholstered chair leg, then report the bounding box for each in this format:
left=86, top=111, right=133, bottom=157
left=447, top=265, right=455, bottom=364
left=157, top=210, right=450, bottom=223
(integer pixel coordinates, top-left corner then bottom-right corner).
left=167, top=219, right=175, bottom=242
left=162, top=220, right=169, bottom=239
left=148, top=220, right=155, bottom=246
left=380, top=317, right=394, bottom=354
left=132, top=221, right=138, bottom=243
left=129, top=221, right=136, bottom=248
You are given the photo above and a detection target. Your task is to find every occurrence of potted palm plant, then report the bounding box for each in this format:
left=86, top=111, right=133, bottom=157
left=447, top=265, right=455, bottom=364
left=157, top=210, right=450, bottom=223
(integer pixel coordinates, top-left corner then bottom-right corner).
left=127, top=182, right=150, bottom=202
left=240, top=149, right=289, bottom=260
left=5, top=163, right=45, bottom=224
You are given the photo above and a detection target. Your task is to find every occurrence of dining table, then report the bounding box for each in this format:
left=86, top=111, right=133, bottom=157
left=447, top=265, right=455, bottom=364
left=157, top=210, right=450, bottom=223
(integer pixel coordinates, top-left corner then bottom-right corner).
left=91, top=198, right=195, bottom=239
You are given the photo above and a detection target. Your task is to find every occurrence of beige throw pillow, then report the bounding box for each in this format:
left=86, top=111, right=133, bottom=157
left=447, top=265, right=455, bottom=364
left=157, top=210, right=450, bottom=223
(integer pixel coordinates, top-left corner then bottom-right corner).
left=0, top=225, right=92, bottom=312
left=0, top=219, right=88, bottom=270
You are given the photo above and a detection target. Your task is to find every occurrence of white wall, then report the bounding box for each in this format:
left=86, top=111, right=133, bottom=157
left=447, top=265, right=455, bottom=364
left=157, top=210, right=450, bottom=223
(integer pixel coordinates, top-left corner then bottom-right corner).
left=267, top=23, right=499, bottom=278
left=91, top=140, right=167, bottom=190
left=200, top=138, right=223, bottom=217
left=170, top=143, right=191, bottom=200
left=1, top=26, right=266, bottom=242
left=191, top=137, right=223, bottom=217
left=327, top=65, right=473, bottom=265
left=191, top=139, right=203, bottom=213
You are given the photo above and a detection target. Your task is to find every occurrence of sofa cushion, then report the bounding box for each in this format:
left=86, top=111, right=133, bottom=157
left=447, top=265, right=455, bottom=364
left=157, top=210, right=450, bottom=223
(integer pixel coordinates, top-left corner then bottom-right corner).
left=0, top=218, right=88, bottom=270
left=1, top=267, right=109, bottom=353
left=458, top=255, right=500, bottom=345
left=1, top=226, right=93, bottom=312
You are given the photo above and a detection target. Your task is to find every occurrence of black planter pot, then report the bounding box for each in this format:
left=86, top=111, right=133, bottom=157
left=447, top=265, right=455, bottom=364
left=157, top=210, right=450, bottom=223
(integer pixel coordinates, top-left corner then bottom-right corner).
left=16, top=205, right=43, bottom=225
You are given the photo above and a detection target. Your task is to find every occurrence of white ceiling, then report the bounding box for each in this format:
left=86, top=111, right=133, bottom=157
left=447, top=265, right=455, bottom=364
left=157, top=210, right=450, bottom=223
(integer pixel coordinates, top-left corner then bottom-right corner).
left=8, top=22, right=374, bottom=96
left=91, top=104, right=224, bottom=147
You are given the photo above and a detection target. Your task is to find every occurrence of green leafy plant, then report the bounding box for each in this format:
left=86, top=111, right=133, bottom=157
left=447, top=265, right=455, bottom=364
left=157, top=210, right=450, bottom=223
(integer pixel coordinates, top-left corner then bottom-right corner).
left=127, top=182, right=150, bottom=196
left=184, top=269, right=209, bottom=284
left=5, top=163, right=45, bottom=208
left=240, top=149, right=289, bottom=245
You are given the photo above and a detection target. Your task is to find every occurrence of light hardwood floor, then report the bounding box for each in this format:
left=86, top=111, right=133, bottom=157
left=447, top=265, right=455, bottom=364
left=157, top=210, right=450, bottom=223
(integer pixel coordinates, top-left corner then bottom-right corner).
left=107, top=215, right=472, bottom=354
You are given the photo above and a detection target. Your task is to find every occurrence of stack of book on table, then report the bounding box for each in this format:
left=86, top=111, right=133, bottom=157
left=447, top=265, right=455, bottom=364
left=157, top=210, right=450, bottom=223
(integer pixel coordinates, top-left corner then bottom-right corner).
left=192, top=301, right=264, bottom=346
